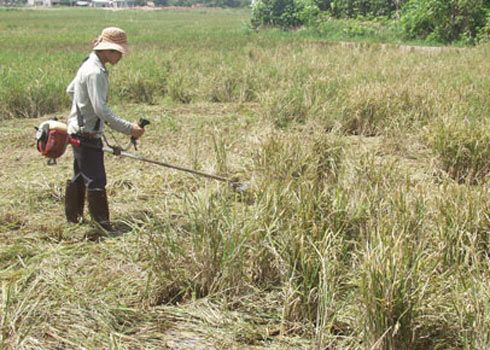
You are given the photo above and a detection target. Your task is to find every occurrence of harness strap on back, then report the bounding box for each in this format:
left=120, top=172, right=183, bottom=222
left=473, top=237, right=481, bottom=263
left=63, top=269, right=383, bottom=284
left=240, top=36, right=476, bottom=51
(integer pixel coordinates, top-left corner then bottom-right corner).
left=76, top=103, right=84, bottom=130
left=76, top=56, right=102, bottom=133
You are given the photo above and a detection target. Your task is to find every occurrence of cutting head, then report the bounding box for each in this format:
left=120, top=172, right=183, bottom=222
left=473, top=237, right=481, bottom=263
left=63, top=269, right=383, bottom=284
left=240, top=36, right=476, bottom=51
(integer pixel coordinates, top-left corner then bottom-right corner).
left=231, top=182, right=249, bottom=192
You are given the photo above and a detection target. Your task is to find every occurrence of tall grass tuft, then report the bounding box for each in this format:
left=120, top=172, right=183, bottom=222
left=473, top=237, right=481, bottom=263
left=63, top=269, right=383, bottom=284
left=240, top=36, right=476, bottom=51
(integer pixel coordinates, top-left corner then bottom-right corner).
left=358, top=224, right=430, bottom=349
left=260, top=87, right=312, bottom=128
left=339, top=83, right=436, bottom=136
left=145, top=191, right=254, bottom=303
left=253, top=132, right=343, bottom=184
left=0, top=67, right=69, bottom=119
left=113, top=58, right=170, bottom=105
left=434, top=185, right=490, bottom=266
left=427, top=117, right=490, bottom=184
left=167, top=72, right=194, bottom=104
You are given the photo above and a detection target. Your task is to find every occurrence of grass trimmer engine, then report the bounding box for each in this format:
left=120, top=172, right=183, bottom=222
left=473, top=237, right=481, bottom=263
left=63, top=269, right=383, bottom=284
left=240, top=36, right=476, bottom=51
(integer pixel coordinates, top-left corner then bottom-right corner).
left=35, top=118, right=69, bottom=165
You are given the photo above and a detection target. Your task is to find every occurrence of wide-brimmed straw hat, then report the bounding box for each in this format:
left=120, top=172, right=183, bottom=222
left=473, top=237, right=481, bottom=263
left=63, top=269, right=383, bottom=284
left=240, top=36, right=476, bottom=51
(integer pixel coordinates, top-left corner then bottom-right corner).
left=93, top=27, right=129, bottom=54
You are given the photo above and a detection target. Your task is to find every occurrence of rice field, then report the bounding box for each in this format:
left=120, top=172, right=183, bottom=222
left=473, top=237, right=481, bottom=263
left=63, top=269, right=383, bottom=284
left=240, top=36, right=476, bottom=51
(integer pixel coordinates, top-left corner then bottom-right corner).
left=1, top=7, right=490, bottom=350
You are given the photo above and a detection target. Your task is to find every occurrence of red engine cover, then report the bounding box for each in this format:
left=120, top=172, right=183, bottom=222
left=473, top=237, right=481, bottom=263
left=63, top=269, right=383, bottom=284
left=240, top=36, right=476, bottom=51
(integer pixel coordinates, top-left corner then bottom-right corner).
left=38, top=129, right=69, bottom=159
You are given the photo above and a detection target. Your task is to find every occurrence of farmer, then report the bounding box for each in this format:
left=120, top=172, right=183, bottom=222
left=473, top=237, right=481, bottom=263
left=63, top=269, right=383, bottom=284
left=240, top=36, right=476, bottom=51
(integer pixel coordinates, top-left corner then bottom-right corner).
left=64, top=27, right=145, bottom=233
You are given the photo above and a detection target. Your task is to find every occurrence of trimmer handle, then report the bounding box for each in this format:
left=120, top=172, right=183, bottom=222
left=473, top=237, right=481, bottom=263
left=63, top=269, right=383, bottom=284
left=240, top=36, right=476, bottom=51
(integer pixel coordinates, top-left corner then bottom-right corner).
left=131, top=117, right=150, bottom=150
left=138, top=118, right=150, bottom=129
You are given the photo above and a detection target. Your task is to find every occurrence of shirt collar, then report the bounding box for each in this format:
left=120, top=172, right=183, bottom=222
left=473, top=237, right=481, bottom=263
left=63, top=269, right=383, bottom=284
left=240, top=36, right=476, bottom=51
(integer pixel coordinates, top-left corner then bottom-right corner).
left=90, top=51, right=108, bottom=73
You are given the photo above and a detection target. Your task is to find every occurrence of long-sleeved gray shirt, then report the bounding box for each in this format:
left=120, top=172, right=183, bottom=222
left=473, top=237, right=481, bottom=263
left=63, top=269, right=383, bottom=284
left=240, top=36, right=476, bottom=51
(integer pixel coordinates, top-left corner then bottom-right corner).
left=66, top=52, right=132, bottom=137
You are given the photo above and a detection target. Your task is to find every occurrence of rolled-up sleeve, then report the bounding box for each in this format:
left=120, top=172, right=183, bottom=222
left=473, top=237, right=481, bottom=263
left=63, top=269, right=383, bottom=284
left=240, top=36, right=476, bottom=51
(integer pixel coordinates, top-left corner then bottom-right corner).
left=86, top=72, right=132, bottom=136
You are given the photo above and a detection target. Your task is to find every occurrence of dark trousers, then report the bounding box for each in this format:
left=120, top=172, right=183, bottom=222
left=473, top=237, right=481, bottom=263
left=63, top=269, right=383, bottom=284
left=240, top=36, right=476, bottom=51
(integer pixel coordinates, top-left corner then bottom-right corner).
left=71, top=139, right=107, bottom=190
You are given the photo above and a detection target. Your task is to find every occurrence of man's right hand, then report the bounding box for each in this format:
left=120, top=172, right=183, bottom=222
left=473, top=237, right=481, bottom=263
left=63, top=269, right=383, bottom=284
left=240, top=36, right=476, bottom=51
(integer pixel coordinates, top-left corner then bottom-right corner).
left=131, top=123, right=145, bottom=139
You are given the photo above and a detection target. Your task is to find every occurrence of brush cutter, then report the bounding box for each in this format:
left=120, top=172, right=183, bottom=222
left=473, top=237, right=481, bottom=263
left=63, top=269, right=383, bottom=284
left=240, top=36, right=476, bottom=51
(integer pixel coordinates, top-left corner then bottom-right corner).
left=35, top=118, right=248, bottom=192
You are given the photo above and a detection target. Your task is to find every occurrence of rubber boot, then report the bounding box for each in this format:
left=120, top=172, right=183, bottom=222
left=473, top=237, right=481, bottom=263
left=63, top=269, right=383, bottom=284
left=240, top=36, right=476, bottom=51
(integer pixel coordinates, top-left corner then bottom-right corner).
left=65, top=179, right=85, bottom=223
left=87, top=190, right=122, bottom=235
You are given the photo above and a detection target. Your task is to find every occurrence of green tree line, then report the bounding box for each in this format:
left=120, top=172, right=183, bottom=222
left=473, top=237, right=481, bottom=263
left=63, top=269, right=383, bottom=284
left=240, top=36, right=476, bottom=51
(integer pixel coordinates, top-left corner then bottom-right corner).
left=252, top=0, right=490, bottom=44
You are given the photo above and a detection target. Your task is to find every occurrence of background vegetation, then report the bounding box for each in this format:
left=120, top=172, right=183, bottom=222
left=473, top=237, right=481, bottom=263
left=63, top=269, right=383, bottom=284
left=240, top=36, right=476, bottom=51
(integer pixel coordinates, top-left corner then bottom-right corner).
left=1, top=7, right=490, bottom=349
left=252, top=0, right=490, bottom=45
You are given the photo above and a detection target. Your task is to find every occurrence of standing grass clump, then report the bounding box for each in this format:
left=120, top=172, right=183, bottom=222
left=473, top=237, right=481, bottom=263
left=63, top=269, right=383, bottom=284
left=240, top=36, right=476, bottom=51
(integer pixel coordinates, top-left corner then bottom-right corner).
left=251, top=132, right=355, bottom=327
left=183, top=192, right=251, bottom=298
left=339, top=83, right=435, bottom=136
left=212, top=130, right=229, bottom=175
left=0, top=66, right=69, bottom=119
left=450, top=270, right=490, bottom=348
left=253, top=132, right=343, bottom=186
left=427, top=117, right=490, bottom=184
left=112, top=58, right=170, bottom=105
left=312, top=230, right=350, bottom=348
left=338, top=152, right=442, bottom=348
left=167, top=72, right=194, bottom=104
left=205, top=65, right=243, bottom=103
left=358, top=225, right=430, bottom=349
left=145, top=191, right=254, bottom=303
left=203, top=64, right=260, bottom=104
left=260, top=87, right=313, bottom=128
left=434, top=185, right=490, bottom=266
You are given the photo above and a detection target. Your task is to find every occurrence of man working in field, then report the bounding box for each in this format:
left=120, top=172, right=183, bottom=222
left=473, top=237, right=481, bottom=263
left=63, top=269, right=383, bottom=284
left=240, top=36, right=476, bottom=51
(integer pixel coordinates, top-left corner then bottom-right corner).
left=65, top=27, right=145, bottom=234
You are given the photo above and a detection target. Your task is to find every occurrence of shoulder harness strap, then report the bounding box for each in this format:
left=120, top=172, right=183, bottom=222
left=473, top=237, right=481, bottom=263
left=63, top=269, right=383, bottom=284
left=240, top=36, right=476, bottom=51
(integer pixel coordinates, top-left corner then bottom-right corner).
left=75, top=56, right=102, bottom=133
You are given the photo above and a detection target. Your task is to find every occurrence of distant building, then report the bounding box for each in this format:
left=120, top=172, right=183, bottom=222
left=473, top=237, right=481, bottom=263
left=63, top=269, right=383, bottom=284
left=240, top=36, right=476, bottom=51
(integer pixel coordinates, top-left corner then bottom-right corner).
left=27, top=0, right=141, bottom=6
left=90, top=0, right=110, bottom=6
left=111, top=0, right=138, bottom=7
left=89, top=0, right=139, bottom=7
left=27, top=0, right=60, bottom=5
